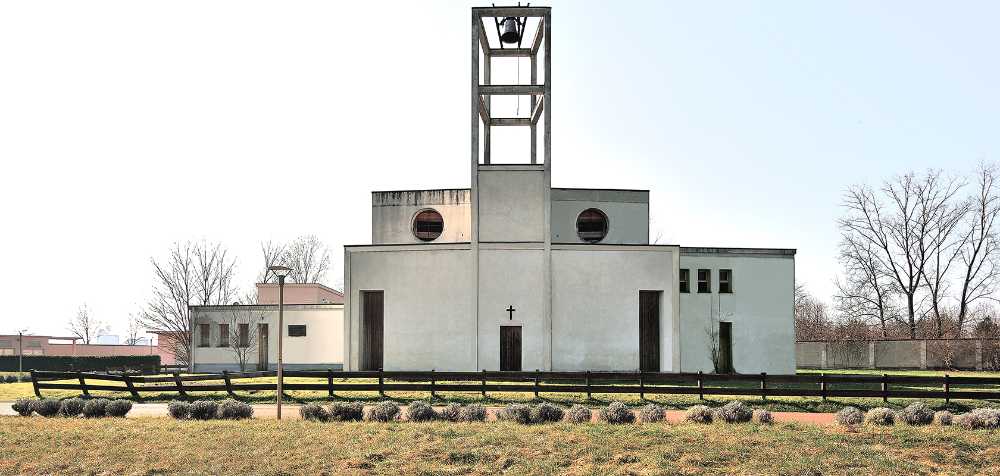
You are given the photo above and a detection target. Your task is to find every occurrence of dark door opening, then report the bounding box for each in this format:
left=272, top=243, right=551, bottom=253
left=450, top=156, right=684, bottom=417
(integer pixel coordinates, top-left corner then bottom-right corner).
left=257, top=324, right=269, bottom=371
left=718, top=321, right=733, bottom=373
left=639, top=291, right=661, bottom=372
left=500, top=326, right=522, bottom=371
left=361, top=291, right=384, bottom=371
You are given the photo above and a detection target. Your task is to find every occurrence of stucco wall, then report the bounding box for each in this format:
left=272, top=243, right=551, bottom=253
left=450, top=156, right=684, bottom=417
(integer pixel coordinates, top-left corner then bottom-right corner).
left=679, top=251, right=795, bottom=374
left=797, top=339, right=989, bottom=369
left=345, top=245, right=475, bottom=371
left=927, top=340, right=979, bottom=368
left=874, top=340, right=921, bottom=368
left=190, top=305, right=343, bottom=371
left=371, top=189, right=471, bottom=244
left=552, top=245, right=678, bottom=371
left=478, top=166, right=545, bottom=242
left=550, top=189, right=649, bottom=245
left=477, top=246, right=545, bottom=370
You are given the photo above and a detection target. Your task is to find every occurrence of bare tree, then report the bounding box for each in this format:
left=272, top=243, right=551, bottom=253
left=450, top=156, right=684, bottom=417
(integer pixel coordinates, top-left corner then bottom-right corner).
left=956, top=164, right=1000, bottom=334
left=68, top=304, right=108, bottom=344
left=226, top=295, right=265, bottom=372
left=194, top=240, right=237, bottom=306
left=143, top=241, right=239, bottom=372
left=795, top=285, right=833, bottom=341
left=124, top=312, right=143, bottom=345
left=283, top=235, right=331, bottom=284
left=835, top=236, right=899, bottom=338
left=258, top=240, right=287, bottom=283
left=840, top=170, right=963, bottom=338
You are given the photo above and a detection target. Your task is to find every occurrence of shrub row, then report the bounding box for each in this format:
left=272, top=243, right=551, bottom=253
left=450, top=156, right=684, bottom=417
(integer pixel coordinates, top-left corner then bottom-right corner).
left=835, top=403, right=1000, bottom=430
left=11, top=397, right=132, bottom=418
left=299, top=401, right=488, bottom=423
left=682, top=401, right=772, bottom=425
left=167, top=399, right=253, bottom=420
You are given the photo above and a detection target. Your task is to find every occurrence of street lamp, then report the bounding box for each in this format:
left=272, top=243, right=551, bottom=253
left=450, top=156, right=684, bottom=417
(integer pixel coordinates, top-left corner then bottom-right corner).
left=268, top=265, right=292, bottom=420
left=17, top=329, right=26, bottom=383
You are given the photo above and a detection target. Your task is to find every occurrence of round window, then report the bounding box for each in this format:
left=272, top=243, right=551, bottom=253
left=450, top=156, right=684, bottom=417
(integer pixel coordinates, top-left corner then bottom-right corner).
left=412, top=209, right=444, bottom=241
left=576, top=208, right=608, bottom=243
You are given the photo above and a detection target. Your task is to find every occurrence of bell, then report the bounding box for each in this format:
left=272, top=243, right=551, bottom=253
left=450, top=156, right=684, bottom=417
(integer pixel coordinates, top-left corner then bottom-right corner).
left=500, top=17, right=520, bottom=44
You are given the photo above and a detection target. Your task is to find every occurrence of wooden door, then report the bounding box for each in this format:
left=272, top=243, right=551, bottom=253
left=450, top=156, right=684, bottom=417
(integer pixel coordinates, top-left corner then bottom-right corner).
left=719, top=322, right=733, bottom=373
left=257, top=324, right=269, bottom=371
left=361, top=291, right=384, bottom=371
left=500, top=326, right=522, bottom=371
left=639, top=291, right=660, bottom=372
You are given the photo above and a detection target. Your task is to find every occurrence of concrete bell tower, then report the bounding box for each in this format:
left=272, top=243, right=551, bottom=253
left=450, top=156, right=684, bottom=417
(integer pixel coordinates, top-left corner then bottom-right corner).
left=471, top=6, right=553, bottom=370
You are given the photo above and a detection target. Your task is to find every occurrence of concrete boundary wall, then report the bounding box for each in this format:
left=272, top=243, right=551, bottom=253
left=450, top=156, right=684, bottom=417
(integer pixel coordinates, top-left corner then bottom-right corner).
left=797, top=339, right=1000, bottom=370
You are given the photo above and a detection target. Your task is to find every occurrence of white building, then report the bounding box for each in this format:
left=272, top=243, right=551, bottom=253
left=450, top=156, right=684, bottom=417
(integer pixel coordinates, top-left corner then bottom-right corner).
left=190, top=283, right=344, bottom=372
left=342, top=6, right=796, bottom=374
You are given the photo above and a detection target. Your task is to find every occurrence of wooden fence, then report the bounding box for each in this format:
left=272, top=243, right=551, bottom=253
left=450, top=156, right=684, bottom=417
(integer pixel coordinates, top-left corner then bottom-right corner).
left=29, top=369, right=1000, bottom=403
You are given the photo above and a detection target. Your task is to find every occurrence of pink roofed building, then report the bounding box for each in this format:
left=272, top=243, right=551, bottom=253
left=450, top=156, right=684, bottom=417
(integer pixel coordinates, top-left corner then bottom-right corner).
left=0, top=334, right=174, bottom=364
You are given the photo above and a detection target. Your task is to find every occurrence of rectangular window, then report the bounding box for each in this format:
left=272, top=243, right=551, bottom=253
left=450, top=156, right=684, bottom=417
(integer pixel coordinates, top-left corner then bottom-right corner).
left=288, top=325, right=307, bottom=337
left=219, top=324, right=230, bottom=347
left=679, top=269, right=690, bottom=293
left=239, top=324, right=250, bottom=348
left=0, top=348, right=13, bottom=356
left=719, top=269, right=733, bottom=293
left=697, top=269, right=711, bottom=293
left=198, top=323, right=210, bottom=347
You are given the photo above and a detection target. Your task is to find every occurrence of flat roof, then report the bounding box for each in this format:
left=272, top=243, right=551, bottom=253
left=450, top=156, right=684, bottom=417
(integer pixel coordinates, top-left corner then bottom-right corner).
left=680, top=247, right=796, bottom=257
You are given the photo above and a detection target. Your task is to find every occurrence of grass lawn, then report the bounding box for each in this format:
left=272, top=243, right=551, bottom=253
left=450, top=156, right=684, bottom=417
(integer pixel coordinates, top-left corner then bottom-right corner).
left=1, top=417, right=999, bottom=475
left=4, top=369, right=1000, bottom=413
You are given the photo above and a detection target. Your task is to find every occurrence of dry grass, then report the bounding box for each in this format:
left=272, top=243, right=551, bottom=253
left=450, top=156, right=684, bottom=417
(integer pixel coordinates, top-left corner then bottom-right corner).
left=2, top=416, right=1000, bottom=475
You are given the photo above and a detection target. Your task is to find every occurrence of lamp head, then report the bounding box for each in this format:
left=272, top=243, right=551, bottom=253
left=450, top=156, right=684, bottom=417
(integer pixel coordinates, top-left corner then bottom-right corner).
left=268, top=265, right=292, bottom=279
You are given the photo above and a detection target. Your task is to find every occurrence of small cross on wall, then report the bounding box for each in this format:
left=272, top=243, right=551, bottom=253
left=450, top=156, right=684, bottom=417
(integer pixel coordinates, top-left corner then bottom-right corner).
left=506, top=305, right=516, bottom=320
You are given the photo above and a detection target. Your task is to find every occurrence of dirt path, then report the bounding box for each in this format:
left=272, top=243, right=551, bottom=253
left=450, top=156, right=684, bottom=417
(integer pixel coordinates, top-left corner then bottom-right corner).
left=0, top=401, right=838, bottom=424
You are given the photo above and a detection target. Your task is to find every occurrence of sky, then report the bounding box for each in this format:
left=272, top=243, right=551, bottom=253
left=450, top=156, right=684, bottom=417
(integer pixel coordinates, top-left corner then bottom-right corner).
left=1, top=1, right=998, bottom=338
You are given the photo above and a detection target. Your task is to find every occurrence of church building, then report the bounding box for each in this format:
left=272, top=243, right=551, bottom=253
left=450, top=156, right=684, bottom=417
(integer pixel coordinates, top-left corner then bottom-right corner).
left=343, top=6, right=795, bottom=374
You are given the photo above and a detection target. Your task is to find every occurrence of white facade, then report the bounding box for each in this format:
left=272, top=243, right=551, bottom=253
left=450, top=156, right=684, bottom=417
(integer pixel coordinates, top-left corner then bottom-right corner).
left=678, top=249, right=797, bottom=374
left=346, top=181, right=795, bottom=373
left=342, top=5, right=795, bottom=374
left=190, top=304, right=344, bottom=372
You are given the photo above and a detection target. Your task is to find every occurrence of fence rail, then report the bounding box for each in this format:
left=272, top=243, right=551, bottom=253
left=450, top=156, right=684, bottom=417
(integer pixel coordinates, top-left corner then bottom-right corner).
left=28, top=369, right=1000, bottom=403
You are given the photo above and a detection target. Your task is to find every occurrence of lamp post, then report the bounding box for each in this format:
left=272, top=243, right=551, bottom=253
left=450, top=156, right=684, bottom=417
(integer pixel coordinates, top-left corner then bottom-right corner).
left=268, top=265, right=292, bottom=419
left=17, top=330, right=24, bottom=383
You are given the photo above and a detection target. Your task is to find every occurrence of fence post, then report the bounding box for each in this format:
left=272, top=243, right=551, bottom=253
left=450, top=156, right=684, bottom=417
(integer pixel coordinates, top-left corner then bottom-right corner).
left=881, top=373, right=888, bottom=403
left=820, top=372, right=827, bottom=401
left=327, top=368, right=335, bottom=398
left=378, top=368, right=385, bottom=398
left=173, top=372, right=187, bottom=399
left=481, top=369, right=487, bottom=398
left=30, top=370, right=41, bottom=398
left=639, top=372, right=645, bottom=400
left=222, top=370, right=235, bottom=397
left=430, top=369, right=436, bottom=401
left=944, top=374, right=950, bottom=404
left=760, top=372, right=767, bottom=401
left=534, top=369, right=540, bottom=399
left=78, top=372, right=90, bottom=397
left=585, top=370, right=592, bottom=400
left=697, top=370, right=704, bottom=401
left=123, top=373, right=141, bottom=401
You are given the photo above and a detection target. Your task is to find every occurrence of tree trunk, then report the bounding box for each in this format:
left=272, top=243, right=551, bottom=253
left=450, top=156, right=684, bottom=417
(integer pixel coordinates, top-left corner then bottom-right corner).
left=907, top=293, right=917, bottom=339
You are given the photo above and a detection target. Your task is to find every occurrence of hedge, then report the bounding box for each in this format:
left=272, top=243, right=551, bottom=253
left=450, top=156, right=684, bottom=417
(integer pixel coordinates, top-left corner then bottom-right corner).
left=0, top=355, right=160, bottom=372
